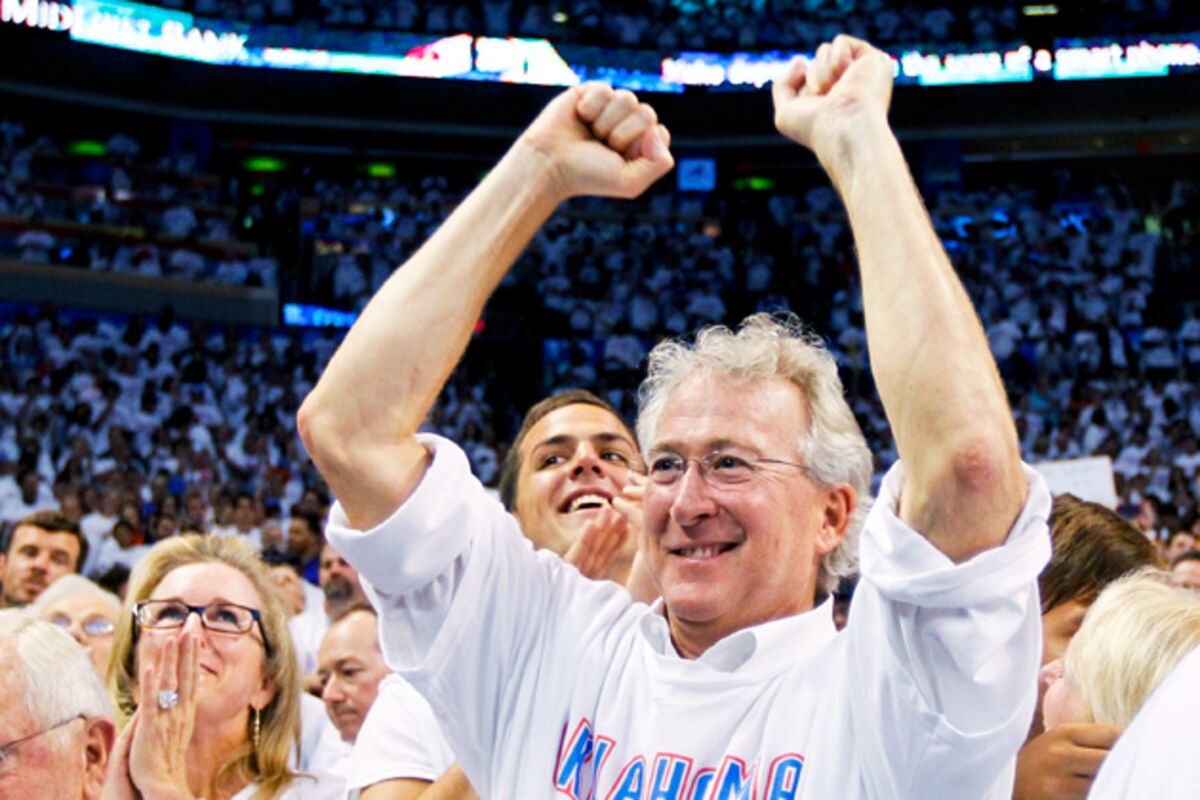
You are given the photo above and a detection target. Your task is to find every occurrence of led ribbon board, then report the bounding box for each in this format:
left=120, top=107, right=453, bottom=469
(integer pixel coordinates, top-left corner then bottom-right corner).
left=3, top=0, right=1193, bottom=90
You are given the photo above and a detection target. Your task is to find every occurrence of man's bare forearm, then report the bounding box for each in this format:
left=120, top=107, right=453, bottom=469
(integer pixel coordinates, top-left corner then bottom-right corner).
left=773, top=37, right=1024, bottom=557
left=299, top=86, right=671, bottom=531
left=298, top=143, right=561, bottom=529
left=832, top=117, right=1024, bottom=557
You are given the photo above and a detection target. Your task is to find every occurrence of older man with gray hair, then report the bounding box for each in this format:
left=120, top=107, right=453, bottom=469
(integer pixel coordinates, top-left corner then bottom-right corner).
left=300, top=34, right=1049, bottom=798
left=0, top=610, right=116, bottom=799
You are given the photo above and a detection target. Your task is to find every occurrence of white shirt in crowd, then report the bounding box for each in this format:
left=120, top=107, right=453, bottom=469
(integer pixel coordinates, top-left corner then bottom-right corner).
left=289, top=579, right=328, bottom=678
left=329, top=435, right=1051, bottom=799
left=343, top=674, right=457, bottom=798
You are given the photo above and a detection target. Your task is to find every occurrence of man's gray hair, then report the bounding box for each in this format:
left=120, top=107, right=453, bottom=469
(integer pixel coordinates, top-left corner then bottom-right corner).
left=636, top=312, right=874, bottom=596
left=0, top=609, right=112, bottom=730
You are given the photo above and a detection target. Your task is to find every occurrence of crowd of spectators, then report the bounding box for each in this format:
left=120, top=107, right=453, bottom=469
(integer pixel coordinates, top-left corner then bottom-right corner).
left=2, top=157, right=1200, bottom=579
left=0, top=120, right=282, bottom=290
left=158, top=0, right=1192, bottom=52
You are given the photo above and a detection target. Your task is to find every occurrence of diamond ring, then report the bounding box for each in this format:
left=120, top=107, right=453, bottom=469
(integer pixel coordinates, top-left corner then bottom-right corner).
left=157, top=690, right=180, bottom=710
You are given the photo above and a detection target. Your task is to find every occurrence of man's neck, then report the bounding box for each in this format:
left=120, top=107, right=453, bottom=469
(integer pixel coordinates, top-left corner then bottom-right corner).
left=664, top=598, right=818, bottom=660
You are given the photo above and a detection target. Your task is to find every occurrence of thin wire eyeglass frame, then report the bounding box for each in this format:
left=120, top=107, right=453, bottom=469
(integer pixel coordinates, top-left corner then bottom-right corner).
left=0, top=715, right=86, bottom=766
left=645, top=450, right=813, bottom=487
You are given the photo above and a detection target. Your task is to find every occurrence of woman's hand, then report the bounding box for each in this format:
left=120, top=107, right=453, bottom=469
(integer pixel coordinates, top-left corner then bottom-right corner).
left=100, top=711, right=141, bottom=800
left=128, top=631, right=199, bottom=800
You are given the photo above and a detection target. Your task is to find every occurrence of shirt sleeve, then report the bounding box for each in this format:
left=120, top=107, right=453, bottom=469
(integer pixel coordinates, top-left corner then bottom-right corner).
left=324, top=434, right=633, bottom=796
left=847, top=461, right=1052, bottom=799
left=343, top=674, right=458, bottom=796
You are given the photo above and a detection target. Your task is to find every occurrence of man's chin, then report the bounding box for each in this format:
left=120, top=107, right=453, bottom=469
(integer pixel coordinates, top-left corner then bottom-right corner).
left=662, top=591, right=726, bottom=627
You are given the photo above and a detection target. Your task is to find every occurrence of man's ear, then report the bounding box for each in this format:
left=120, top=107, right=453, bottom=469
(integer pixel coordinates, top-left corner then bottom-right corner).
left=82, top=716, right=117, bottom=800
left=814, top=484, right=855, bottom=556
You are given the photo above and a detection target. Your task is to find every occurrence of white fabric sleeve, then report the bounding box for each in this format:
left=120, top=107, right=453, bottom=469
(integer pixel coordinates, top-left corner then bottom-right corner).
left=343, top=674, right=457, bottom=797
left=848, top=461, right=1052, bottom=800
left=325, top=434, right=634, bottom=797
left=325, top=435, right=481, bottom=667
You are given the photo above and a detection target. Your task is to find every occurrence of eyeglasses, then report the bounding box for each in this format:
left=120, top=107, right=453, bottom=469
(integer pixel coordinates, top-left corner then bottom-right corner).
left=646, top=449, right=809, bottom=487
left=0, top=715, right=85, bottom=767
left=47, top=613, right=115, bottom=637
left=133, top=599, right=272, bottom=656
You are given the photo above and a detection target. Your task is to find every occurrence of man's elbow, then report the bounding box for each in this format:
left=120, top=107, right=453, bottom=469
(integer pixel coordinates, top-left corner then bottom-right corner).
left=297, top=389, right=350, bottom=477
left=947, top=436, right=1021, bottom=498
left=919, top=435, right=1027, bottom=561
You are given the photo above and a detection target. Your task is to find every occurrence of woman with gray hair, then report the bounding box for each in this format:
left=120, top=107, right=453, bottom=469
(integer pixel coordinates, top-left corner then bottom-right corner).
left=33, top=574, right=123, bottom=677
left=0, top=610, right=116, bottom=799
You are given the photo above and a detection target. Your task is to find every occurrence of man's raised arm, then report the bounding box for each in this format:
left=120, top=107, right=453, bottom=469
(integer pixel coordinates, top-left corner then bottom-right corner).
left=298, top=87, right=672, bottom=530
left=773, top=36, right=1025, bottom=560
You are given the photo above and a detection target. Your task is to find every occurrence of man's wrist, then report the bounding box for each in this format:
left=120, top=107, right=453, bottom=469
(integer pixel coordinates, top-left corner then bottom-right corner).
left=506, top=136, right=573, bottom=207
left=814, top=111, right=896, bottom=193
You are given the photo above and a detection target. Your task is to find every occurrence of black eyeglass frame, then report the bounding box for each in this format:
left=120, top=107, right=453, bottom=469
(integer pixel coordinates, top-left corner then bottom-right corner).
left=132, top=599, right=273, bottom=657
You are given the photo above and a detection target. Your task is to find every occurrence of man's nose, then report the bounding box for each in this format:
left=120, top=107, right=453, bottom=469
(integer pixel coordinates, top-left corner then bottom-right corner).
left=323, top=677, right=346, bottom=703
left=669, top=461, right=719, bottom=527
left=571, top=444, right=604, bottom=476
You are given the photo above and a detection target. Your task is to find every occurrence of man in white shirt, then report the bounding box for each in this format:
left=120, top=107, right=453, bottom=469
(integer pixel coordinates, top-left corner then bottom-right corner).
left=351, top=389, right=644, bottom=799
left=0, top=467, right=57, bottom=528
left=300, top=36, right=1048, bottom=798
left=318, top=606, right=391, bottom=745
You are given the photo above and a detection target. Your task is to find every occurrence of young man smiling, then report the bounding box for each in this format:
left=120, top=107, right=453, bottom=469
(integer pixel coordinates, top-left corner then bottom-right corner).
left=499, top=389, right=643, bottom=585
left=302, top=35, right=1050, bottom=798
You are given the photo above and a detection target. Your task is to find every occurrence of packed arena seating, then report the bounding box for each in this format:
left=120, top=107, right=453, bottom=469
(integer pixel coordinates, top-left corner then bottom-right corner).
left=8, top=7, right=1200, bottom=795
left=0, top=122, right=280, bottom=290
left=155, top=0, right=1195, bottom=52
left=3, top=111, right=1200, bottom=557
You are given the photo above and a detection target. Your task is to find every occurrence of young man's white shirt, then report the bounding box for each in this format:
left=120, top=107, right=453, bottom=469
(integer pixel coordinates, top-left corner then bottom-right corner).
left=328, top=435, right=1051, bottom=799
left=343, top=674, right=457, bottom=798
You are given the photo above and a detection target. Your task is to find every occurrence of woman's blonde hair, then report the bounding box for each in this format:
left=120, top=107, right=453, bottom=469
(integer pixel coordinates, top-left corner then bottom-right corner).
left=1065, top=569, right=1200, bottom=727
left=107, top=534, right=300, bottom=800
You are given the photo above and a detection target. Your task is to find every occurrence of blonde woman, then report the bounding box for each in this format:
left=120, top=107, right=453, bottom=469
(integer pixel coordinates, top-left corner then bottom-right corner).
left=103, top=534, right=308, bottom=799
left=1042, top=569, right=1200, bottom=730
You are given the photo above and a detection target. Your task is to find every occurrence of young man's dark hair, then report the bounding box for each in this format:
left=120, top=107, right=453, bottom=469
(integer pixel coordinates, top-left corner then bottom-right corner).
left=497, top=389, right=635, bottom=511
left=288, top=508, right=325, bottom=543
left=1040, top=493, right=1162, bottom=613
left=3, top=509, right=88, bottom=570
left=1170, top=549, right=1200, bottom=570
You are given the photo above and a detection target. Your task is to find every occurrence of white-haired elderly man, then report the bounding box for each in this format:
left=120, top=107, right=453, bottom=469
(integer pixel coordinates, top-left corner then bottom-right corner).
left=0, top=609, right=116, bottom=799
left=300, top=34, right=1049, bottom=799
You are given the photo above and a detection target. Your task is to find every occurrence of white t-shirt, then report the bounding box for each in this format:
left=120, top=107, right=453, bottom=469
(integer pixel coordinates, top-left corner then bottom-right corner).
left=1088, top=645, right=1200, bottom=799
left=328, top=435, right=1051, bottom=799
left=290, top=583, right=329, bottom=677
left=343, top=674, right=458, bottom=797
